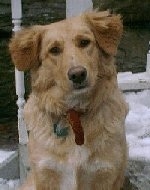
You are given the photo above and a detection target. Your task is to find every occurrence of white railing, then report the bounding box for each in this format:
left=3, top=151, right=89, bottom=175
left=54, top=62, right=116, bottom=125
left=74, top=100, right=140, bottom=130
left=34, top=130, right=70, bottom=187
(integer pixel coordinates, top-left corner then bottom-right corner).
left=147, top=42, right=150, bottom=73
left=11, top=0, right=29, bottom=183
left=118, top=44, right=150, bottom=91
left=66, top=0, right=93, bottom=18
left=11, top=0, right=28, bottom=145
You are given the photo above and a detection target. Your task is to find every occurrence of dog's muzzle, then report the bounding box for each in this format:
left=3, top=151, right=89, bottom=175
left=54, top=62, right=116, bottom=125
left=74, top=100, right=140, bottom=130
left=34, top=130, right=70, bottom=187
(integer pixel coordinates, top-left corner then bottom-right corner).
left=68, top=66, right=87, bottom=89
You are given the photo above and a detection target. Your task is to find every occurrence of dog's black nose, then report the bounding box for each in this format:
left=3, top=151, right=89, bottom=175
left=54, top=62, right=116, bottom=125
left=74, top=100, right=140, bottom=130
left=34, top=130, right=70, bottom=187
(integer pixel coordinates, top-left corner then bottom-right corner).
left=68, top=66, right=87, bottom=84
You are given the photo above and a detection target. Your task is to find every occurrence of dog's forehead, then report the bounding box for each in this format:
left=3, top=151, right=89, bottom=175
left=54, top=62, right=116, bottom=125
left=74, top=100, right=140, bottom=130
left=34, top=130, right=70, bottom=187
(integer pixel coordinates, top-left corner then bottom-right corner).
left=43, top=16, right=92, bottom=41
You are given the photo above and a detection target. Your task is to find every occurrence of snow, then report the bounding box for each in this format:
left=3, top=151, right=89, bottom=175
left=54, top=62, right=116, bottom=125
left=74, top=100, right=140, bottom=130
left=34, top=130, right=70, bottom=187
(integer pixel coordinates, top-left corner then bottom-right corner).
left=125, top=90, right=150, bottom=161
left=0, top=151, right=20, bottom=189
left=0, top=151, right=16, bottom=165
left=118, top=71, right=150, bottom=90
left=0, top=178, right=20, bottom=190
left=0, top=90, right=150, bottom=188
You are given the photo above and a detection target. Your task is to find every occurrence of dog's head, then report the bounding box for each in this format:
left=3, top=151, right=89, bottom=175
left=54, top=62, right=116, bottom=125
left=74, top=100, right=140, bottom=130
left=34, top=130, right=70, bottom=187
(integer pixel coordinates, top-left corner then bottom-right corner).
left=9, top=11, right=123, bottom=112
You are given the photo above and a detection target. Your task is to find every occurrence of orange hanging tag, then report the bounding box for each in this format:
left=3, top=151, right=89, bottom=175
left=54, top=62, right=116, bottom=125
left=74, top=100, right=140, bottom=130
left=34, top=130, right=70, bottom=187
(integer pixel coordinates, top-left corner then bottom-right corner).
left=67, top=109, right=84, bottom=145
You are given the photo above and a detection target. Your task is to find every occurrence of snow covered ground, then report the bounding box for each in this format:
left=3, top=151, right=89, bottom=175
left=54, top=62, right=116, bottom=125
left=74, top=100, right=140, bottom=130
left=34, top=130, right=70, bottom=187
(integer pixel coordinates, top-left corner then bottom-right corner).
left=0, top=151, right=16, bottom=164
left=125, top=90, right=150, bottom=161
left=0, top=151, right=20, bottom=189
left=0, top=90, right=150, bottom=189
left=0, top=178, right=20, bottom=190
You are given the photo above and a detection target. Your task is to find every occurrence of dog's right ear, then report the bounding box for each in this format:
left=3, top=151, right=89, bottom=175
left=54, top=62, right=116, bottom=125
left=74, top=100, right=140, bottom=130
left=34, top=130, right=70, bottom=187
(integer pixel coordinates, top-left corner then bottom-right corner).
left=9, top=26, right=43, bottom=71
left=84, top=11, right=123, bottom=56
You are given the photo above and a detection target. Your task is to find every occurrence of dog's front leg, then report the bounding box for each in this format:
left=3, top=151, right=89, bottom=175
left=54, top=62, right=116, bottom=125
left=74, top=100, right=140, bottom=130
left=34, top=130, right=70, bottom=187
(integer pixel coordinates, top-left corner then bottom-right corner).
left=33, top=168, right=60, bottom=190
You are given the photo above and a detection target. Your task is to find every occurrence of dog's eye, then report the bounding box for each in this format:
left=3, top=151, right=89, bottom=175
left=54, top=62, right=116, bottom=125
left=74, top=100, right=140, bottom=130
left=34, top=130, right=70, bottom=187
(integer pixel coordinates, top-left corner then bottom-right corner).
left=49, top=46, right=62, bottom=55
left=79, top=39, right=90, bottom=48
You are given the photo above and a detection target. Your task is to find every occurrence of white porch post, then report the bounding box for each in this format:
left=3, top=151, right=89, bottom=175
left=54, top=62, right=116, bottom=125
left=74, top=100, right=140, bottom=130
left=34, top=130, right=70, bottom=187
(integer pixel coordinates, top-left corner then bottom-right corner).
left=11, top=0, right=28, bottom=145
left=66, top=0, right=93, bottom=18
left=146, top=41, right=150, bottom=73
left=11, top=0, right=29, bottom=183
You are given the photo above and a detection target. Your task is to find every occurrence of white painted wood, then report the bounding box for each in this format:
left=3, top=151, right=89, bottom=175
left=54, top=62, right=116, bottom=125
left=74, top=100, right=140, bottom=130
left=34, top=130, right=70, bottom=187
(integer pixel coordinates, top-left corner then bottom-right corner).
left=11, top=0, right=22, bottom=19
left=15, top=69, right=28, bottom=145
left=118, top=42, right=150, bottom=91
left=11, top=0, right=29, bottom=184
left=146, top=41, right=150, bottom=73
left=66, top=0, right=93, bottom=18
left=11, top=0, right=22, bottom=33
left=118, top=72, right=150, bottom=91
left=11, top=0, right=28, bottom=145
left=147, top=54, right=150, bottom=73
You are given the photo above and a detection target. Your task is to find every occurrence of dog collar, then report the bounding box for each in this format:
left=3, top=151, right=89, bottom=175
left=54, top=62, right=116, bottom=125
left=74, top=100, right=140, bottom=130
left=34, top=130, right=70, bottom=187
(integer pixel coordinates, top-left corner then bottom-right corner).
left=53, top=123, right=69, bottom=137
left=53, top=109, right=84, bottom=145
left=67, top=109, right=84, bottom=145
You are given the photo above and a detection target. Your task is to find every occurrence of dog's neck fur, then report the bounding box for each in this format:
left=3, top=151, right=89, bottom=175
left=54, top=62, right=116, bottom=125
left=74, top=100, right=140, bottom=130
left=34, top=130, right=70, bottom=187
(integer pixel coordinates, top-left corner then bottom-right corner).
left=65, top=93, right=90, bottom=114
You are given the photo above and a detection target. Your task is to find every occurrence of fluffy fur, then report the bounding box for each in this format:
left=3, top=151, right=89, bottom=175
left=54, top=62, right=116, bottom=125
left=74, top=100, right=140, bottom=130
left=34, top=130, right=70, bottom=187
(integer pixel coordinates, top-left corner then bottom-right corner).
left=9, top=11, right=128, bottom=190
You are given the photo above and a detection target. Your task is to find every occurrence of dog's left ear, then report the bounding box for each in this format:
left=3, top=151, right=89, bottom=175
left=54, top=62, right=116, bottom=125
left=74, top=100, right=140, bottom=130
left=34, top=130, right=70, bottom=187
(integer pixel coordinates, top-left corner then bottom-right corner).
left=84, top=11, right=123, bottom=56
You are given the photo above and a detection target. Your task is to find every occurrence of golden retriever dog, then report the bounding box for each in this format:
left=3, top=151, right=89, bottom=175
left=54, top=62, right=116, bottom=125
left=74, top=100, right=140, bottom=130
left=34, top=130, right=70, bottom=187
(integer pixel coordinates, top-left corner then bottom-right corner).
left=9, top=11, right=128, bottom=190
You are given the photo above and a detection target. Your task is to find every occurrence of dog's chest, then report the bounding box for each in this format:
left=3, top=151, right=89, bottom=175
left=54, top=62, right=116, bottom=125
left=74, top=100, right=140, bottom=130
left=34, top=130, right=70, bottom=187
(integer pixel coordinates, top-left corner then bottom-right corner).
left=39, top=145, right=112, bottom=189
left=60, top=146, right=90, bottom=189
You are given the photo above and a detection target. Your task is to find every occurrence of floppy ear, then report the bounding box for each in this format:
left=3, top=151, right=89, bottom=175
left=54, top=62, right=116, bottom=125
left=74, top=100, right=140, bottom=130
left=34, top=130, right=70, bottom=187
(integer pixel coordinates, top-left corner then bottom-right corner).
left=84, top=11, right=123, bottom=56
left=9, top=26, right=43, bottom=71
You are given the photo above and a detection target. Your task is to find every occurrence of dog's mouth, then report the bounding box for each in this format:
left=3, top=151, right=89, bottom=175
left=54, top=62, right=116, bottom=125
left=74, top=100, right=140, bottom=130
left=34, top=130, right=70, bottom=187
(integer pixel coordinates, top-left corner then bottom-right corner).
left=73, top=81, right=88, bottom=90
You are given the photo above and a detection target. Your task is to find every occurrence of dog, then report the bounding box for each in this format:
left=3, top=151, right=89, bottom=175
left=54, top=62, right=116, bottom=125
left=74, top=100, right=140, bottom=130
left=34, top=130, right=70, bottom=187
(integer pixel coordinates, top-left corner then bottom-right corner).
left=9, top=11, right=128, bottom=190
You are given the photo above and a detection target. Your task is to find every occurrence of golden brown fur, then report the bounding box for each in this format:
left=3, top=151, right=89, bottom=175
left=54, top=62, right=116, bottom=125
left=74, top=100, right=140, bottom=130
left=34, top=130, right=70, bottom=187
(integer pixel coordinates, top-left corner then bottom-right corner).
left=9, top=11, right=128, bottom=190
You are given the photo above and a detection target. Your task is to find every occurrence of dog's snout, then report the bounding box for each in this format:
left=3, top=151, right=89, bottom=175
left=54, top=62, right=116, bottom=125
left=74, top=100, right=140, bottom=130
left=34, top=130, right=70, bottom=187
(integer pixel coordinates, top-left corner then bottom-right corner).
left=68, top=66, right=87, bottom=84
